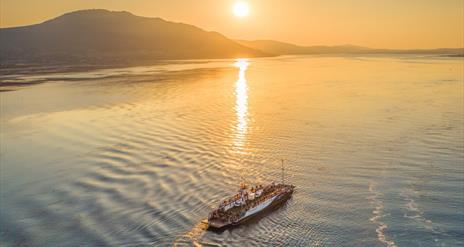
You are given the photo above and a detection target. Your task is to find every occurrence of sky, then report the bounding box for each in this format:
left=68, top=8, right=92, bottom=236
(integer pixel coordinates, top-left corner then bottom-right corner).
left=1, top=0, right=463, bottom=49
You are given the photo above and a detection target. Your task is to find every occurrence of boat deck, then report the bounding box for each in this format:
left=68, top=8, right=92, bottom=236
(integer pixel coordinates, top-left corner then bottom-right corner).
left=208, top=184, right=294, bottom=229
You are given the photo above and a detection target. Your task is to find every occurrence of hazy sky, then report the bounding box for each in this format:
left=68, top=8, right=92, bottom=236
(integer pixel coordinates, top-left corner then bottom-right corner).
left=1, top=0, right=463, bottom=49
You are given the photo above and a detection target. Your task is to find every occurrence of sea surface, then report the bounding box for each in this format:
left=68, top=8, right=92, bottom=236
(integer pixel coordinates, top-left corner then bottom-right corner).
left=1, top=56, right=463, bottom=246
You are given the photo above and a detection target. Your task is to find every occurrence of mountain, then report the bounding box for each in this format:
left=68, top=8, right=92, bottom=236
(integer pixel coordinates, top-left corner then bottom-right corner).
left=237, top=40, right=464, bottom=56
left=0, top=9, right=268, bottom=66
left=1, top=9, right=461, bottom=68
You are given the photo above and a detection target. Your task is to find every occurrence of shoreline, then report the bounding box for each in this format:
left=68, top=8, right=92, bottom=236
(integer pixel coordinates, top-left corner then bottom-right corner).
left=1, top=53, right=462, bottom=92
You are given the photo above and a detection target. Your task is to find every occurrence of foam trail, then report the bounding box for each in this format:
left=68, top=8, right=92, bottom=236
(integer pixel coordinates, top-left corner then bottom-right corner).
left=368, top=183, right=397, bottom=247
left=400, top=187, right=436, bottom=233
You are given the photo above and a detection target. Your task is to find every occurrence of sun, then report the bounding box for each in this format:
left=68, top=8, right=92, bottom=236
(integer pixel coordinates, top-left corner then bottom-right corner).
left=233, top=1, right=250, bottom=18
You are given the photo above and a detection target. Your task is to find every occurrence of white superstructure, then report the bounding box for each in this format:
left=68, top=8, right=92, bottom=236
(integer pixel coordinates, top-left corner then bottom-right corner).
left=240, top=193, right=279, bottom=220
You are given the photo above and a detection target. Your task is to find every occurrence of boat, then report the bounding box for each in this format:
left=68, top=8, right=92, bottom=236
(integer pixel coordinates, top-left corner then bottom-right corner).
left=207, top=160, right=295, bottom=230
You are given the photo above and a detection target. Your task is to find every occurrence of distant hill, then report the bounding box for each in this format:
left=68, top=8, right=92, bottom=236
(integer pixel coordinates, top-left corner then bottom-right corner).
left=1, top=10, right=462, bottom=68
left=0, top=9, right=268, bottom=66
left=237, top=40, right=464, bottom=56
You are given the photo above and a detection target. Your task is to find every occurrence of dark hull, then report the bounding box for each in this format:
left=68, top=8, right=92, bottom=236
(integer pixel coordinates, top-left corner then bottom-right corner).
left=208, top=189, right=294, bottom=230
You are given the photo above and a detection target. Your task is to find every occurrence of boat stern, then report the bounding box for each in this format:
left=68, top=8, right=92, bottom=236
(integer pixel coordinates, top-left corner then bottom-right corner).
left=207, top=219, right=230, bottom=230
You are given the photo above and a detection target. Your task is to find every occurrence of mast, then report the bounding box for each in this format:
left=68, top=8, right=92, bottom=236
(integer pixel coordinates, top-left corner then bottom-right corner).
left=281, top=159, right=285, bottom=184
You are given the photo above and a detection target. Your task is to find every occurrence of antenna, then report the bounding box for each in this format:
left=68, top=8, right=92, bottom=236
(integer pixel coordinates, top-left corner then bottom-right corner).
left=281, top=159, right=285, bottom=185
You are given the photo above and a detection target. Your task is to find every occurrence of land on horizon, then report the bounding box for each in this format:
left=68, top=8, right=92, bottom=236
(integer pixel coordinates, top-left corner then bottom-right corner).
left=1, top=9, right=462, bottom=69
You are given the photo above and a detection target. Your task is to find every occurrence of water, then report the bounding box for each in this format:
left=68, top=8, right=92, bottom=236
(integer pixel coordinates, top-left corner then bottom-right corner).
left=1, top=55, right=463, bottom=246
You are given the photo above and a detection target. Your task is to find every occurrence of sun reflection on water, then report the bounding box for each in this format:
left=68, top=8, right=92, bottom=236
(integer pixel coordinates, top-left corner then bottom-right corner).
left=233, top=58, right=249, bottom=150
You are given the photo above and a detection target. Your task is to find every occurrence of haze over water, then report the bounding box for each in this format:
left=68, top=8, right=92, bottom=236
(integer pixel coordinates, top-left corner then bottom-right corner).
left=1, top=56, right=463, bottom=246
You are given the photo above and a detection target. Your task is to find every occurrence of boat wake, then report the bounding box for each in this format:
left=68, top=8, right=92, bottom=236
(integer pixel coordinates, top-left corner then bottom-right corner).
left=400, top=187, right=437, bottom=233
left=172, top=219, right=208, bottom=247
left=367, top=183, right=397, bottom=247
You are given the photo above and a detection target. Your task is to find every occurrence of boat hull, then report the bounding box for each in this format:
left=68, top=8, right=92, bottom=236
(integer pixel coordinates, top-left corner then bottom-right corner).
left=208, top=189, right=294, bottom=230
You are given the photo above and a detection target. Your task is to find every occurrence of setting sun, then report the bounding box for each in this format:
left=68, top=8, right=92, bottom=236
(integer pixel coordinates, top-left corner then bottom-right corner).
left=233, top=1, right=250, bottom=18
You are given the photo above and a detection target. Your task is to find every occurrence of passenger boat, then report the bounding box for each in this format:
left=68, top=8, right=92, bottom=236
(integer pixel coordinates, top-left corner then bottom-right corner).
left=208, top=160, right=295, bottom=229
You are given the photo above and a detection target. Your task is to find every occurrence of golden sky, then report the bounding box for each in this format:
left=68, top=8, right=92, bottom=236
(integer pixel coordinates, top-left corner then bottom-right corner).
left=1, top=0, right=462, bottom=49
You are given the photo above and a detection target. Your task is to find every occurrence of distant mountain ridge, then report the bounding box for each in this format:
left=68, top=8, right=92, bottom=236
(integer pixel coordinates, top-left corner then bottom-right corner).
left=0, top=9, right=268, bottom=66
left=1, top=9, right=462, bottom=67
left=237, top=40, right=464, bottom=56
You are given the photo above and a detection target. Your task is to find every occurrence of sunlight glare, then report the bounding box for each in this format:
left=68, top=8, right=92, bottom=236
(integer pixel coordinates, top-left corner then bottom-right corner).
left=233, top=58, right=250, bottom=149
left=233, top=1, right=250, bottom=18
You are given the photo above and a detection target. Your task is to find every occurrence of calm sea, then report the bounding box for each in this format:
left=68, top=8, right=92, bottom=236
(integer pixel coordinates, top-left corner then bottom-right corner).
left=1, top=56, right=463, bottom=246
